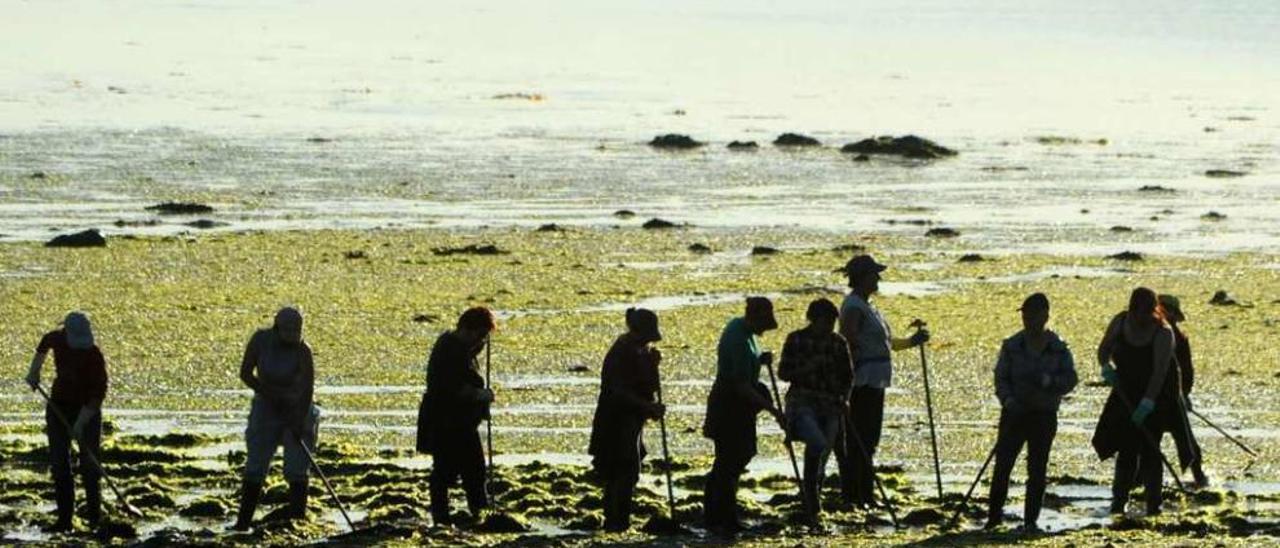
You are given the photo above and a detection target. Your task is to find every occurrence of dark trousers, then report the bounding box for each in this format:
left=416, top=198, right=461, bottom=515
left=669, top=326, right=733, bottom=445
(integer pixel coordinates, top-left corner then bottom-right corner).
left=1112, top=432, right=1165, bottom=514
left=597, top=459, right=640, bottom=530
left=838, top=386, right=884, bottom=504
left=46, top=402, right=103, bottom=526
left=987, top=407, right=1057, bottom=527
left=703, top=438, right=755, bottom=529
left=429, top=428, right=487, bottom=523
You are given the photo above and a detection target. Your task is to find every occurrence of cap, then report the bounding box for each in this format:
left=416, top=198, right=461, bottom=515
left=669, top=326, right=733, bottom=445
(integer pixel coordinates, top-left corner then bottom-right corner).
left=63, top=311, right=94, bottom=350
left=1158, top=294, right=1183, bottom=316
left=746, top=296, right=779, bottom=330
left=626, top=308, right=662, bottom=341
left=844, top=254, right=888, bottom=278
left=1018, top=293, right=1050, bottom=312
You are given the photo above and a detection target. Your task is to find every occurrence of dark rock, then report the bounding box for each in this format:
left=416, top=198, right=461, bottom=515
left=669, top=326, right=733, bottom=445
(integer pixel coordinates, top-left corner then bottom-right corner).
left=1209, top=290, right=1240, bottom=306
left=613, top=209, right=637, bottom=218
left=902, top=508, right=946, bottom=527
left=93, top=520, right=138, bottom=541
left=184, top=219, right=228, bottom=229
left=107, top=85, right=128, bottom=94
left=884, top=219, right=933, bottom=226
left=851, top=154, right=871, bottom=162
left=146, top=202, right=214, bottom=215
left=727, top=140, right=759, bottom=150
left=476, top=512, right=531, bottom=533
left=567, top=365, right=590, bottom=373
left=345, top=250, right=367, bottom=260
left=648, top=134, right=703, bottom=150
left=642, top=218, right=679, bottom=230
left=45, top=229, right=106, bottom=248
left=1138, top=185, right=1175, bottom=193
left=979, top=165, right=1030, bottom=172
left=1108, top=251, right=1144, bottom=261
left=1110, top=226, right=1134, bottom=233
left=29, top=171, right=47, bottom=179
left=1205, top=169, right=1246, bottom=178
left=1201, top=211, right=1227, bottom=221
left=957, top=253, right=985, bottom=263
left=535, top=223, right=566, bottom=232
left=840, top=135, right=957, bottom=159
left=1080, top=209, right=1090, bottom=214
left=832, top=243, right=866, bottom=253
left=773, top=133, right=821, bottom=147
left=925, top=227, right=960, bottom=238
left=751, top=246, right=781, bottom=256
left=1033, top=136, right=1108, bottom=146
left=305, top=136, right=333, bottom=143
left=431, top=244, right=507, bottom=256
left=687, top=243, right=713, bottom=254
left=114, top=219, right=161, bottom=227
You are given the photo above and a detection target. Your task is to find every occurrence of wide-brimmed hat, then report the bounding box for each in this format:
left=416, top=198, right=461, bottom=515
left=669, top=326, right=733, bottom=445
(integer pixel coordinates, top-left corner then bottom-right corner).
left=745, top=296, right=778, bottom=330
left=844, top=254, right=888, bottom=278
left=63, top=312, right=95, bottom=350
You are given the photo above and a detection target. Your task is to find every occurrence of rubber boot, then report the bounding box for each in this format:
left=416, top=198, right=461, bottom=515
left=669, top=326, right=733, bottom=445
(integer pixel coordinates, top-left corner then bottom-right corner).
left=51, top=475, right=75, bottom=532
left=233, top=480, right=263, bottom=531
left=288, top=480, right=309, bottom=520
left=84, top=477, right=103, bottom=529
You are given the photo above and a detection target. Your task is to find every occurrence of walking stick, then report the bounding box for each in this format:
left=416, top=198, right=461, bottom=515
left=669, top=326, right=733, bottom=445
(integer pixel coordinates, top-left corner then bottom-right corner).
left=288, top=428, right=356, bottom=531
left=1110, top=385, right=1189, bottom=494
left=910, top=318, right=944, bottom=500
left=33, top=385, right=144, bottom=519
left=1188, top=408, right=1258, bottom=458
left=840, top=411, right=900, bottom=528
left=762, top=358, right=805, bottom=505
left=654, top=357, right=677, bottom=519
left=946, top=444, right=997, bottom=530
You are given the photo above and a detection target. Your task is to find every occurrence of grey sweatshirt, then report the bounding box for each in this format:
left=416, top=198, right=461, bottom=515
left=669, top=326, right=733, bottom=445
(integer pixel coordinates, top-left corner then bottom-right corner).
left=994, top=330, right=1077, bottom=413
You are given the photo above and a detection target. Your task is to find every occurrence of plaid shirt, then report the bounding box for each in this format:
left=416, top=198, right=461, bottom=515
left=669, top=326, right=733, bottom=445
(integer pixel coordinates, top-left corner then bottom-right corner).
left=778, top=327, right=853, bottom=413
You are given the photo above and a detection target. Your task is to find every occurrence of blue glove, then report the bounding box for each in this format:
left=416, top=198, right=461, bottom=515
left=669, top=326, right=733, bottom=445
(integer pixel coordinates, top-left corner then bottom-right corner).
left=910, top=329, right=930, bottom=347
left=1131, top=398, right=1155, bottom=426
left=1100, top=366, right=1118, bottom=386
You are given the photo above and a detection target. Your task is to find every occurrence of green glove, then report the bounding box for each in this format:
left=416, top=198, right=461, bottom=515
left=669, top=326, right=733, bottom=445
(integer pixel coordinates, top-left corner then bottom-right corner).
left=1101, top=365, right=1118, bottom=386
left=1131, top=398, right=1155, bottom=426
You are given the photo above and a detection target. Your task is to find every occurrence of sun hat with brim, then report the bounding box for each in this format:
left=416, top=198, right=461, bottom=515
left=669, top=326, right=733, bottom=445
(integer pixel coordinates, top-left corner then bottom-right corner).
left=627, top=308, right=662, bottom=341
left=844, top=254, right=888, bottom=278
left=746, top=296, right=779, bottom=330
left=1158, top=294, right=1183, bottom=317
left=63, top=312, right=94, bottom=350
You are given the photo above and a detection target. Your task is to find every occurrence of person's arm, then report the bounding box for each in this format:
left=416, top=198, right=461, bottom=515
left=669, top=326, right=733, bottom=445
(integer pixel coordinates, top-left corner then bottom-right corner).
left=777, top=333, right=815, bottom=382
left=72, top=349, right=108, bottom=438
left=834, top=335, right=854, bottom=401
left=1097, top=315, right=1122, bottom=371
left=300, top=344, right=315, bottom=412
left=839, top=309, right=862, bottom=364
left=994, top=343, right=1014, bottom=405
left=239, top=333, right=262, bottom=393
left=24, top=352, right=47, bottom=389
left=1178, top=332, right=1194, bottom=395
left=1144, top=327, right=1174, bottom=402
left=1055, top=345, right=1079, bottom=396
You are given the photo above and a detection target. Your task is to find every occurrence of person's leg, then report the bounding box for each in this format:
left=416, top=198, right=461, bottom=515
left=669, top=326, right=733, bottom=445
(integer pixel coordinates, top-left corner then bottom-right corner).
left=429, top=433, right=460, bottom=525
left=793, top=406, right=827, bottom=518
left=836, top=405, right=857, bottom=503
left=459, top=430, right=489, bottom=515
left=236, top=399, right=281, bottom=530
left=852, top=387, right=885, bottom=504
left=1023, top=412, right=1057, bottom=530
left=986, top=409, right=1025, bottom=528
left=1140, top=434, right=1165, bottom=515
left=78, top=408, right=104, bottom=528
left=607, top=460, right=640, bottom=531
left=45, top=403, right=75, bottom=531
left=703, top=440, right=727, bottom=530
left=282, top=408, right=318, bottom=520
left=1111, top=448, right=1138, bottom=514
left=1189, top=426, right=1209, bottom=487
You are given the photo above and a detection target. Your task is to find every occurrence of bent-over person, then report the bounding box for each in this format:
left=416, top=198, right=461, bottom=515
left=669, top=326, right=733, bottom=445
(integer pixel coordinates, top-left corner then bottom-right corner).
left=234, top=307, right=319, bottom=531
